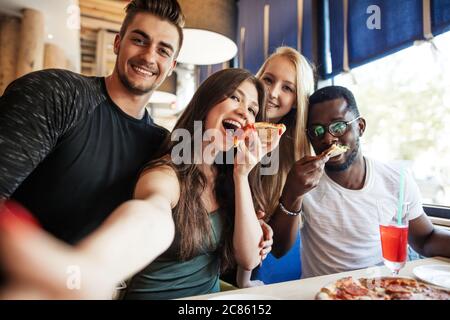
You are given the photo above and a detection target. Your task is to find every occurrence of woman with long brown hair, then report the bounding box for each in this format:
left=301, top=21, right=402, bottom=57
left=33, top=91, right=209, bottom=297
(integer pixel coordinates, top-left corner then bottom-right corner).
left=0, top=68, right=281, bottom=299
left=120, top=68, right=283, bottom=299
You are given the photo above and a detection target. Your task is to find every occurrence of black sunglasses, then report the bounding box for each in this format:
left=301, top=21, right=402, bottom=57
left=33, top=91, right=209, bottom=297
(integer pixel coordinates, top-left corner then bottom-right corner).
left=306, top=116, right=361, bottom=139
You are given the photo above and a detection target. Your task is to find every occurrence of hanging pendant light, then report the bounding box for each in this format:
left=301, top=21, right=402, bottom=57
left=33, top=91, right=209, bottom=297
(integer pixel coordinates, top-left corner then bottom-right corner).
left=177, top=0, right=237, bottom=65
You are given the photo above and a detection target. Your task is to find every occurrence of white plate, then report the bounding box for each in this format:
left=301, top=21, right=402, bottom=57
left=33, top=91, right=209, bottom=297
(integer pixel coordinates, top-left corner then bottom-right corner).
left=413, top=264, right=450, bottom=289
left=208, top=293, right=279, bottom=300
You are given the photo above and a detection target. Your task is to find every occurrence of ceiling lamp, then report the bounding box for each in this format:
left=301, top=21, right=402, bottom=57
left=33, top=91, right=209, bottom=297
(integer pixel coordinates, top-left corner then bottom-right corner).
left=177, top=0, right=237, bottom=65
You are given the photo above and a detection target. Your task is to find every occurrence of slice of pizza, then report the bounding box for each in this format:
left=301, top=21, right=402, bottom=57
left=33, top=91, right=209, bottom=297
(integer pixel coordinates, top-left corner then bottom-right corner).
left=254, top=122, right=286, bottom=145
left=233, top=122, right=286, bottom=147
left=316, top=277, right=373, bottom=300
left=321, top=143, right=350, bottom=158
left=253, top=122, right=287, bottom=134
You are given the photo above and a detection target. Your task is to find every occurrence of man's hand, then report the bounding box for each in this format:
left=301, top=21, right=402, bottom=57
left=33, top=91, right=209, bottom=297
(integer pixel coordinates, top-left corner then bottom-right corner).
left=257, top=210, right=273, bottom=263
left=280, top=155, right=329, bottom=211
left=0, top=201, right=116, bottom=299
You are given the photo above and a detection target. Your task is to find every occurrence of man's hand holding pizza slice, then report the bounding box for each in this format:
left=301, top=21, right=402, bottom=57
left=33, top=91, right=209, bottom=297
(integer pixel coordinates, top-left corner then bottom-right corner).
left=279, top=143, right=349, bottom=211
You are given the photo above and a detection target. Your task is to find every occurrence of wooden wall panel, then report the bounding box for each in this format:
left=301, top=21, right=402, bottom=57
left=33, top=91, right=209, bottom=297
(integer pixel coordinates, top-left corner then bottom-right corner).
left=0, top=16, right=21, bottom=94
left=16, top=9, right=45, bottom=78
left=44, top=43, right=67, bottom=69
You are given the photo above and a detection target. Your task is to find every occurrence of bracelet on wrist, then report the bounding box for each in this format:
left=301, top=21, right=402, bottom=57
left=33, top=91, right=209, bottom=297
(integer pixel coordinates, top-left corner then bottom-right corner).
left=278, top=200, right=302, bottom=216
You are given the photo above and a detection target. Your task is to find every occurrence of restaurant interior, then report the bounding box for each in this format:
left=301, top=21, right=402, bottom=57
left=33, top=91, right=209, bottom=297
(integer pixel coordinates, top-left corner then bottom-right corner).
left=0, top=0, right=449, bottom=301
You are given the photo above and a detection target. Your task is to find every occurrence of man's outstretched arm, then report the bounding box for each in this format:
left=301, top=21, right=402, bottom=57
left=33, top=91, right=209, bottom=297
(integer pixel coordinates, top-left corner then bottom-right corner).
left=0, top=166, right=179, bottom=299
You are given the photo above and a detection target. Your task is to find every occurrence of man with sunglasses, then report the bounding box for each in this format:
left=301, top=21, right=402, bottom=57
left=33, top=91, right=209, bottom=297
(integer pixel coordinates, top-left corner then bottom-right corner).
left=270, top=85, right=450, bottom=278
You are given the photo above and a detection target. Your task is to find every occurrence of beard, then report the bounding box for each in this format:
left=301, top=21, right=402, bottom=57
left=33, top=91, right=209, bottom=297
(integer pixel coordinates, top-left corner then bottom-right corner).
left=117, top=66, right=158, bottom=95
left=326, top=139, right=360, bottom=172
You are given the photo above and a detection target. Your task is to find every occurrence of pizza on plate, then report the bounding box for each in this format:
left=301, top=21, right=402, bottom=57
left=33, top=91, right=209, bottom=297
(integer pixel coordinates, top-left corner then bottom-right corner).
left=316, top=276, right=450, bottom=300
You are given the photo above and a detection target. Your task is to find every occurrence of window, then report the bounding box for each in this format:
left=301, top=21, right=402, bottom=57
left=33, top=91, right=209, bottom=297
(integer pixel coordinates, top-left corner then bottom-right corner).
left=333, top=31, right=450, bottom=207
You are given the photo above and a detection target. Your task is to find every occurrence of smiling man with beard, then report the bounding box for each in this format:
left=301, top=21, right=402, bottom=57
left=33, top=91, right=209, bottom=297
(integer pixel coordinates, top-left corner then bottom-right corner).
left=272, top=86, right=450, bottom=278
left=0, top=0, right=182, bottom=245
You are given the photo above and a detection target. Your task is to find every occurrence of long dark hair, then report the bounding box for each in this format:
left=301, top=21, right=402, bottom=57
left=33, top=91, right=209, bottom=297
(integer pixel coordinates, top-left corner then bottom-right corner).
left=145, top=68, right=267, bottom=270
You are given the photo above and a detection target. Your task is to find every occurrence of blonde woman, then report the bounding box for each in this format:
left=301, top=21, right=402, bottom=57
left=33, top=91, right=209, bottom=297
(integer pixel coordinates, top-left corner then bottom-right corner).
left=237, top=47, right=316, bottom=288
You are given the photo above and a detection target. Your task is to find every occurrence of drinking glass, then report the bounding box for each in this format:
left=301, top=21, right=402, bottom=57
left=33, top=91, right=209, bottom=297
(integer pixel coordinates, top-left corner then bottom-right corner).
left=377, top=202, right=409, bottom=276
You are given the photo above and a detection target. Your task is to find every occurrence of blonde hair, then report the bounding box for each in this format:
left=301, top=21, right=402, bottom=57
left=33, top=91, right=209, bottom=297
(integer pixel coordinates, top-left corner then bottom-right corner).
left=256, top=47, right=315, bottom=216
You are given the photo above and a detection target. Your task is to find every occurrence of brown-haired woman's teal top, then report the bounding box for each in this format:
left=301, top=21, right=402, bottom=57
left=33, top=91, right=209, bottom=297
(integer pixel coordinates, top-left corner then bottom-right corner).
left=122, top=210, right=224, bottom=300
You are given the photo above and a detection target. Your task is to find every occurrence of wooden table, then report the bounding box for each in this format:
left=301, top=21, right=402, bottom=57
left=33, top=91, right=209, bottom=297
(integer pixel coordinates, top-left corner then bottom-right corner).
left=183, top=257, right=450, bottom=300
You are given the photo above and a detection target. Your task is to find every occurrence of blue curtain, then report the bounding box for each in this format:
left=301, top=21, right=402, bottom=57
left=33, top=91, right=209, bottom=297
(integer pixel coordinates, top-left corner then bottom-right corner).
left=432, top=0, right=450, bottom=35
left=268, top=0, right=299, bottom=56
left=199, top=0, right=315, bottom=83
left=301, top=0, right=315, bottom=62
left=199, top=0, right=450, bottom=82
left=236, top=0, right=315, bottom=74
left=237, top=0, right=266, bottom=74
left=322, top=0, right=450, bottom=79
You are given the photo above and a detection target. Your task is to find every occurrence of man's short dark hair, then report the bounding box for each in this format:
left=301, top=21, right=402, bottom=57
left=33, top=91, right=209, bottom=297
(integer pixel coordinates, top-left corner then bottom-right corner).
left=309, top=86, right=360, bottom=117
left=119, top=0, right=185, bottom=56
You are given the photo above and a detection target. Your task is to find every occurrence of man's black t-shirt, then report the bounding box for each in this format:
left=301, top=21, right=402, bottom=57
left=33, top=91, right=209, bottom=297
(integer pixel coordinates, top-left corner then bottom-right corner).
left=0, top=69, right=168, bottom=243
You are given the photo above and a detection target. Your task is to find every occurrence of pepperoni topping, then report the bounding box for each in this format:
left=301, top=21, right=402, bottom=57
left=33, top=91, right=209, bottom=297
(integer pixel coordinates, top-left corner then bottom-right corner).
left=336, top=289, right=355, bottom=300
left=343, top=283, right=369, bottom=296
left=385, top=284, right=411, bottom=294
left=390, top=292, right=413, bottom=300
